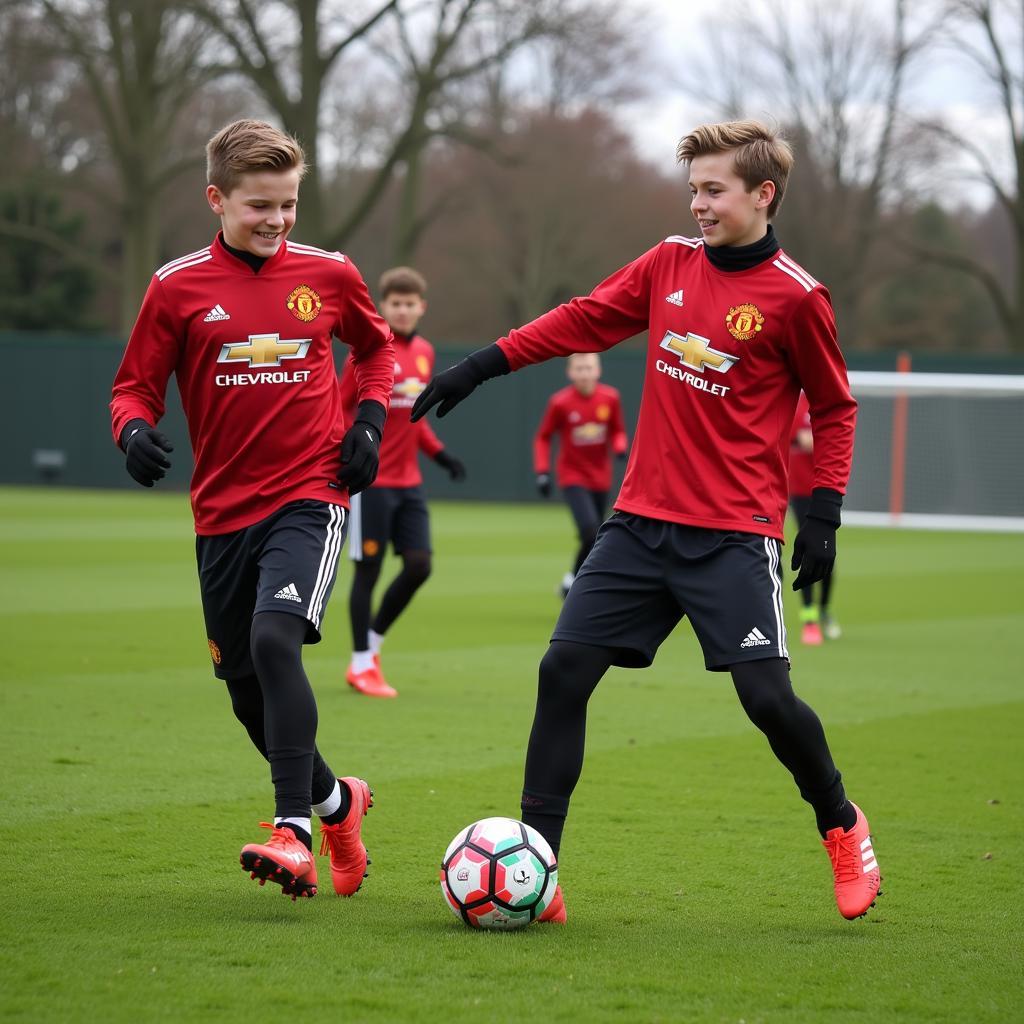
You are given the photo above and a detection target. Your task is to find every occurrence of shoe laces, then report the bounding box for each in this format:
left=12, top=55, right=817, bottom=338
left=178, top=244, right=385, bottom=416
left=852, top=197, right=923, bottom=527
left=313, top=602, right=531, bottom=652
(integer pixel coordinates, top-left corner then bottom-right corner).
left=824, top=828, right=860, bottom=883
left=319, top=820, right=359, bottom=858
left=258, top=821, right=302, bottom=852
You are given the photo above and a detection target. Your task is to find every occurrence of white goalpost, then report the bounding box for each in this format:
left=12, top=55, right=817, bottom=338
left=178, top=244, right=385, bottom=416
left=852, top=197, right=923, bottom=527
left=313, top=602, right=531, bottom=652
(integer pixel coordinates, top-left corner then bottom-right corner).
left=844, top=369, right=1024, bottom=533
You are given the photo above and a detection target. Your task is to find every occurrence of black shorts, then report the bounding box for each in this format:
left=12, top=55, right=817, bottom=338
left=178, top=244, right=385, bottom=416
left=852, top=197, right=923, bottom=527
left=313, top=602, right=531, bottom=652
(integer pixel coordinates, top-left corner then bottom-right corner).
left=196, top=499, right=347, bottom=680
left=348, top=485, right=431, bottom=561
left=552, top=512, right=789, bottom=672
left=564, top=486, right=608, bottom=537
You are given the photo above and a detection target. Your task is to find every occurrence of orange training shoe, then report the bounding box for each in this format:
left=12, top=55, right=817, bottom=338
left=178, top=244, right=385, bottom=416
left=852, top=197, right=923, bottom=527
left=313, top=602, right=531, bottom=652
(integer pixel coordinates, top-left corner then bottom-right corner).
left=538, top=884, right=566, bottom=924
left=319, top=777, right=373, bottom=896
left=346, top=664, right=398, bottom=698
left=240, top=823, right=317, bottom=900
left=823, top=802, right=881, bottom=919
left=801, top=622, right=824, bottom=646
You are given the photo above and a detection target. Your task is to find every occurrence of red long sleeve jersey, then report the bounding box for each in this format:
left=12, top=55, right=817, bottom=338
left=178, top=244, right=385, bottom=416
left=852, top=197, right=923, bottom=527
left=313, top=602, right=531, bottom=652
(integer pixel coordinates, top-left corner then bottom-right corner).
left=498, top=236, right=857, bottom=540
left=339, top=332, right=443, bottom=488
left=110, top=238, right=394, bottom=535
left=534, top=383, right=628, bottom=492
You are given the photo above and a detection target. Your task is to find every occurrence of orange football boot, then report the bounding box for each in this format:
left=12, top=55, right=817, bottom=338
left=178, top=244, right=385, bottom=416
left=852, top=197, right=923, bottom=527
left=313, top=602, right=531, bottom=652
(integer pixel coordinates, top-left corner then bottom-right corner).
left=538, top=885, right=566, bottom=924
left=319, top=777, right=373, bottom=896
left=801, top=622, right=824, bottom=646
left=823, top=802, right=881, bottom=919
left=240, top=823, right=317, bottom=900
left=346, top=664, right=398, bottom=698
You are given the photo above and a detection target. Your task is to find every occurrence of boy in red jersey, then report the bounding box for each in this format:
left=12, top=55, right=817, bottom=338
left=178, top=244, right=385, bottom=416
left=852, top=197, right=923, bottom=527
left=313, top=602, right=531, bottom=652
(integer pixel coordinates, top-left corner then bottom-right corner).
left=534, top=353, right=627, bottom=597
left=110, top=120, right=394, bottom=900
left=339, top=267, right=466, bottom=698
left=414, top=120, right=881, bottom=922
left=789, top=391, right=840, bottom=644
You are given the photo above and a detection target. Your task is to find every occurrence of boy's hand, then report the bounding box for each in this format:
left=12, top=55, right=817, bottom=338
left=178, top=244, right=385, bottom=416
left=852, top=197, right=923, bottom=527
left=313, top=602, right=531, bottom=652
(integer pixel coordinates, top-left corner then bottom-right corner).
left=121, top=419, right=174, bottom=488
left=338, top=421, right=380, bottom=495
left=411, top=344, right=510, bottom=421
left=536, top=473, right=552, bottom=498
left=434, top=450, right=467, bottom=481
left=790, top=488, right=842, bottom=590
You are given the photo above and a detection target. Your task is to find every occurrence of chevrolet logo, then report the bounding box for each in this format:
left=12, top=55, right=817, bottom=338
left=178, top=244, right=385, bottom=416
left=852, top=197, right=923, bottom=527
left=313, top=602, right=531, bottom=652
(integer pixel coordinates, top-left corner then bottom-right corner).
left=659, top=331, right=737, bottom=374
left=218, top=334, right=312, bottom=367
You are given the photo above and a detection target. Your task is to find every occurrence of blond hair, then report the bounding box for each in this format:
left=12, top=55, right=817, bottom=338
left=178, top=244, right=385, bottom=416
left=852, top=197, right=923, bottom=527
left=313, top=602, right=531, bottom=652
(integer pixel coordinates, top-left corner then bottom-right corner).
left=206, top=119, right=306, bottom=194
left=379, top=266, right=427, bottom=299
left=676, top=120, right=793, bottom=219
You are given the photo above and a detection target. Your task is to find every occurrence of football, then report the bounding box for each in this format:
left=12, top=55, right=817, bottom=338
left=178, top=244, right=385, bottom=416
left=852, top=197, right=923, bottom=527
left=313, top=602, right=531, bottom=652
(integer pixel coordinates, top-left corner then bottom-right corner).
left=440, top=816, right=558, bottom=929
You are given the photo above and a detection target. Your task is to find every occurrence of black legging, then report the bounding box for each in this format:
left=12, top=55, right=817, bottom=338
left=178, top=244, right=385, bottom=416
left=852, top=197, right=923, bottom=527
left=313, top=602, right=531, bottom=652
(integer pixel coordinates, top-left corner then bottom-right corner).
left=349, top=550, right=432, bottom=649
left=232, top=611, right=330, bottom=818
left=522, top=641, right=847, bottom=854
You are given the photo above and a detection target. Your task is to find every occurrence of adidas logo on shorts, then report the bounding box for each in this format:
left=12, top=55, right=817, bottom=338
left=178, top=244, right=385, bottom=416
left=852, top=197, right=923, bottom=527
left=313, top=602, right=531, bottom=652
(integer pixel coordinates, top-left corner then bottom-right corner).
left=274, top=583, right=302, bottom=603
left=740, top=626, right=772, bottom=648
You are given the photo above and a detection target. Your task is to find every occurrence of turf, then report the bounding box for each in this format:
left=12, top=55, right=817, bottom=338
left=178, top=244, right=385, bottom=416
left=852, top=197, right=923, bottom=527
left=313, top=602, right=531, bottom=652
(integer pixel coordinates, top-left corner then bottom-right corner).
left=1, top=486, right=1021, bottom=1023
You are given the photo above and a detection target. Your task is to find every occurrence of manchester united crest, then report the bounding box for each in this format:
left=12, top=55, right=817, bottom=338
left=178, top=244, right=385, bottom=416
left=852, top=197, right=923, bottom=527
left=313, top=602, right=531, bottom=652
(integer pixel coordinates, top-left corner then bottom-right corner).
left=287, top=284, right=322, bottom=323
left=416, top=354, right=431, bottom=377
left=725, top=303, right=765, bottom=341
left=596, top=403, right=610, bottom=421
left=208, top=638, right=222, bottom=665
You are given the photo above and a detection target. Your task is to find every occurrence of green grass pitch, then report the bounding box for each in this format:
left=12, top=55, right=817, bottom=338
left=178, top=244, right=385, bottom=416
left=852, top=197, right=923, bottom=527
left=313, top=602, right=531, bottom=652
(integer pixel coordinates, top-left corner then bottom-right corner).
left=2, top=486, right=1022, bottom=1023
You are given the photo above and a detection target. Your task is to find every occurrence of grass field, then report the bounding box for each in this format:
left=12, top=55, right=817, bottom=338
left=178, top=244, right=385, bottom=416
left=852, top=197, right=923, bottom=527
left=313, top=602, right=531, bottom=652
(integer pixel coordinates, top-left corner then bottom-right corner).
left=2, top=485, right=1022, bottom=1023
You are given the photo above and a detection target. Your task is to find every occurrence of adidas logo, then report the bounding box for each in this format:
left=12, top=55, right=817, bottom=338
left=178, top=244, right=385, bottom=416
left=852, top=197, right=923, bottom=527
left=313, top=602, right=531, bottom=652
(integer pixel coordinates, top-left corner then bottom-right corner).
left=740, top=626, right=772, bottom=648
left=203, top=303, right=231, bottom=322
left=860, top=836, right=878, bottom=873
left=665, top=289, right=684, bottom=306
left=274, top=582, right=302, bottom=603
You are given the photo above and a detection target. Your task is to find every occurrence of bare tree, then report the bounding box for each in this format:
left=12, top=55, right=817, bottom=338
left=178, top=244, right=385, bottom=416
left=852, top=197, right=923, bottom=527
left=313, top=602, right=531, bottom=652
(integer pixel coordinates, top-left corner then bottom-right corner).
left=908, top=0, right=1024, bottom=349
left=31, top=0, right=219, bottom=330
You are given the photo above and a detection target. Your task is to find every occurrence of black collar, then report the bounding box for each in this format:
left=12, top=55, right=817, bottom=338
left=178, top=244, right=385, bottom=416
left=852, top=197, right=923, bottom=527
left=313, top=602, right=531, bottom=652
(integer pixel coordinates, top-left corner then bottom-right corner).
left=217, top=232, right=268, bottom=274
left=703, top=225, right=780, bottom=272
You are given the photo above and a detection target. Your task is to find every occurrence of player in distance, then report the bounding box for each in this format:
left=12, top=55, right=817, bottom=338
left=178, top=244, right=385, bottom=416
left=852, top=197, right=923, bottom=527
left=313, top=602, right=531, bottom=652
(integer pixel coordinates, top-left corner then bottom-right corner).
left=110, top=119, right=394, bottom=900
left=534, top=353, right=627, bottom=597
left=790, top=391, right=840, bottom=644
left=338, top=266, right=467, bottom=698
left=413, top=120, right=880, bottom=923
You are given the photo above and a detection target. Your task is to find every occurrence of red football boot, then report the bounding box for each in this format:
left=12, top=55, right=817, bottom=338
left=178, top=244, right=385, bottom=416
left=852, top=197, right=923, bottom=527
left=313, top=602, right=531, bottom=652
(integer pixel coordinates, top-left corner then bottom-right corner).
left=346, top=664, right=398, bottom=698
left=823, top=802, right=881, bottom=919
left=538, top=885, right=566, bottom=924
left=319, top=777, right=373, bottom=896
left=240, top=823, right=317, bottom=900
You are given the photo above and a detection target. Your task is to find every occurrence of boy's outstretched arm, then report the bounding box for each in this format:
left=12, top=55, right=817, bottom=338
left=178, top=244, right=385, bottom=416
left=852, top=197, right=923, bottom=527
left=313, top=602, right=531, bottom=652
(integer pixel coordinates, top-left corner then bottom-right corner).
left=410, top=344, right=509, bottom=421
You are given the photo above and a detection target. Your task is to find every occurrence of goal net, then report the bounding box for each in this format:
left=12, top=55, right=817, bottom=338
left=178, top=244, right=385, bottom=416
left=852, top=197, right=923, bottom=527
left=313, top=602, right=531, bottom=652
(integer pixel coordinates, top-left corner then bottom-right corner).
left=844, top=371, right=1024, bottom=532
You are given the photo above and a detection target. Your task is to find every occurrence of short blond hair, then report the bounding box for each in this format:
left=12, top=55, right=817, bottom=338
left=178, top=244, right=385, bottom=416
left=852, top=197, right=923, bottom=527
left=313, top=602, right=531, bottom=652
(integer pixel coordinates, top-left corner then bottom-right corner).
left=206, top=119, right=306, bottom=195
left=379, top=266, right=427, bottom=299
left=676, top=120, right=793, bottom=219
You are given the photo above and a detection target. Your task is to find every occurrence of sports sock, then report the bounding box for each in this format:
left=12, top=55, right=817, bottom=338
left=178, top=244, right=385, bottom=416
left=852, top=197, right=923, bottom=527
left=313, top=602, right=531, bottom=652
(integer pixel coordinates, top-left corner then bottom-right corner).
left=799, top=604, right=819, bottom=624
left=351, top=649, right=375, bottom=673
left=350, top=558, right=383, bottom=651
left=275, top=817, right=313, bottom=851
left=313, top=778, right=353, bottom=824
left=521, top=790, right=570, bottom=858
left=368, top=629, right=385, bottom=656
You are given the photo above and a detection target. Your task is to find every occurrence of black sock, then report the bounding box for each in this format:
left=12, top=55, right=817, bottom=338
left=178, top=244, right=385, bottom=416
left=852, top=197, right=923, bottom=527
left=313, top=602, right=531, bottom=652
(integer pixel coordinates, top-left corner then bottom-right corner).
left=522, top=790, right=570, bottom=860
left=319, top=779, right=352, bottom=825
left=803, top=771, right=857, bottom=837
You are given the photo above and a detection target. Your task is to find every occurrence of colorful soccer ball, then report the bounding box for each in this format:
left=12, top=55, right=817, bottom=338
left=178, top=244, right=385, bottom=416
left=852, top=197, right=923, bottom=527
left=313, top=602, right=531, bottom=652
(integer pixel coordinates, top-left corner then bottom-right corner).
left=440, top=817, right=558, bottom=929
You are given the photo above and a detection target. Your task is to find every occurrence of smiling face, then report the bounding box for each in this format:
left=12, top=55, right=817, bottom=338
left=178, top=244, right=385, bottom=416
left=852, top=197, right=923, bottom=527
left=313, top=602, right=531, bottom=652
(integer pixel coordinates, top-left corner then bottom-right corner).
left=688, top=152, right=775, bottom=248
left=206, top=168, right=300, bottom=257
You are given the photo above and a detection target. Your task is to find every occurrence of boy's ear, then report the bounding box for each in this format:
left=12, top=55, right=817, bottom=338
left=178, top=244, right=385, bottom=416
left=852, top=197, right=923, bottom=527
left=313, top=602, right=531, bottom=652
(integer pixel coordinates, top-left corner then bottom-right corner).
left=206, top=184, right=226, bottom=215
left=755, top=179, right=776, bottom=211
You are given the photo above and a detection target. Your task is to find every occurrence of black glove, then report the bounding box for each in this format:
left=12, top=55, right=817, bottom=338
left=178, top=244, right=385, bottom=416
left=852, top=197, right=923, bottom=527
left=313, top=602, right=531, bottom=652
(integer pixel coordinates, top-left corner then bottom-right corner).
left=536, top=473, right=552, bottom=498
left=339, top=400, right=386, bottom=496
left=434, top=449, right=467, bottom=482
left=121, top=418, right=174, bottom=488
left=791, top=488, right=842, bottom=591
left=411, top=344, right=510, bottom=421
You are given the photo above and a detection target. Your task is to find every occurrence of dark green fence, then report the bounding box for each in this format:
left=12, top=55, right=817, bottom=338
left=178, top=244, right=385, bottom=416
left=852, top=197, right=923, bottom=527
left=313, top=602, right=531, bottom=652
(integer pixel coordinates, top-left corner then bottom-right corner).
left=2, top=333, right=1023, bottom=504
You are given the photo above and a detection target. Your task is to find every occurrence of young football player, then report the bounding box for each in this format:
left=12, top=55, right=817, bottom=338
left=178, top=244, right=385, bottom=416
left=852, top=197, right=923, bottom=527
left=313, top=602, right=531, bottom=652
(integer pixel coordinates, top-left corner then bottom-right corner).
left=110, top=119, right=394, bottom=900
left=413, top=120, right=880, bottom=923
left=790, top=391, right=840, bottom=644
left=339, top=266, right=466, bottom=698
left=534, top=353, right=627, bottom=597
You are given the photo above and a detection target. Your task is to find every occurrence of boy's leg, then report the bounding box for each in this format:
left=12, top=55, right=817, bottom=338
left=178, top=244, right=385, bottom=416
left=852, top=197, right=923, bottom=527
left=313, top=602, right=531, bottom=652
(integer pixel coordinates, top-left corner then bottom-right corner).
left=371, top=487, right=433, bottom=636
left=521, top=640, right=615, bottom=857
left=789, top=497, right=822, bottom=641
left=729, top=658, right=852, bottom=835
left=564, top=486, right=603, bottom=576
left=350, top=557, right=384, bottom=658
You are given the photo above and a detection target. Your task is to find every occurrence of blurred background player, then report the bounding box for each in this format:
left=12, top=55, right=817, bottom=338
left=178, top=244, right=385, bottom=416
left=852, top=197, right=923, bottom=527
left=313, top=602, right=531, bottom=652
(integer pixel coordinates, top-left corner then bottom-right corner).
left=534, top=353, right=628, bottom=597
left=790, top=391, right=840, bottom=644
left=339, top=266, right=466, bottom=698
left=110, top=119, right=392, bottom=899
